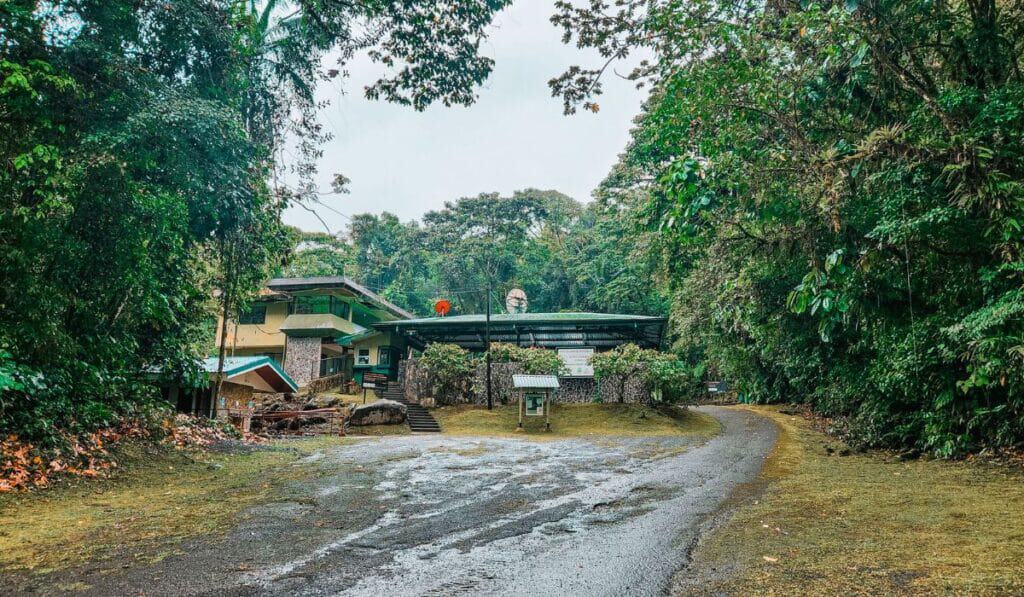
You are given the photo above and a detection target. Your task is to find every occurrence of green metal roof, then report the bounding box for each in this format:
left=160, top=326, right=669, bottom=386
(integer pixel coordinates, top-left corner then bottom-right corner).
left=512, top=374, right=561, bottom=389
left=265, top=276, right=414, bottom=320
left=201, top=356, right=298, bottom=392
left=335, top=327, right=379, bottom=346
left=374, top=312, right=666, bottom=351
left=385, top=312, right=665, bottom=327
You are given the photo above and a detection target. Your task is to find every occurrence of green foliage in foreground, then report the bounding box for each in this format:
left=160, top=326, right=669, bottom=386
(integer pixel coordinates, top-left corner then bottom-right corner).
left=0, top=0, right=510, bottom=444
left=419, top=343, right=568, bottom=404
left=556, top=0, right=1024, bottom=455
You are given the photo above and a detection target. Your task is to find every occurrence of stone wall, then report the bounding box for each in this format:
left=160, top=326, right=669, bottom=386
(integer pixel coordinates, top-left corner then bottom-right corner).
left=469, top=362, right=524, bottom=406
left=283, top=336, right=321, bottom=388
left=305, top=373, right=345, bottom=394
left=216, top=381, right=254, bottom=418
left=399, top=357, right=652, bottom=405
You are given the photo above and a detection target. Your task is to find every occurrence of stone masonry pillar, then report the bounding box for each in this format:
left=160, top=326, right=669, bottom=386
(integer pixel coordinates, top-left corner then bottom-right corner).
left=283, top=336, right=321, bottom=388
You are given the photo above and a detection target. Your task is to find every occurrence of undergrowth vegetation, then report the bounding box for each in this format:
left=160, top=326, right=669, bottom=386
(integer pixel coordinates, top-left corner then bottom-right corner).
left=1, top=414, right=250, bottom=493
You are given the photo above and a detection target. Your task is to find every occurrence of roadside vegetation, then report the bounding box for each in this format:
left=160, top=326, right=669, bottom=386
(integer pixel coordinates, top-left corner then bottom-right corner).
left=530, top=0, right=1024, bottom=457
left=434, top=404, right=718, bottom=439
left=0, top=437, right=338, bottom=575
left=680, top=407, right=1024, bottom=594
left=7, top=0, right=1021, bottom=488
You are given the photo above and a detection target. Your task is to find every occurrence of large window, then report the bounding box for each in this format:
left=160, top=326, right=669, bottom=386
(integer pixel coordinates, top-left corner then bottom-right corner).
left=378, top=346, right=392, bottom=366
left=356, top=348, right=370, bottom=366
left=237, top=305, right=266, bottom=325
left=320, top=356, right=344, bottom=377
left=289, top=295, right=350, bottom=319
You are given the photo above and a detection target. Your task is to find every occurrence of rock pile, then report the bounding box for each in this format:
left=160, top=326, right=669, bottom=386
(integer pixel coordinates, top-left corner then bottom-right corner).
left=250, top=393, right=350, bottom=433
left=349, top=400, right=407, bottom=426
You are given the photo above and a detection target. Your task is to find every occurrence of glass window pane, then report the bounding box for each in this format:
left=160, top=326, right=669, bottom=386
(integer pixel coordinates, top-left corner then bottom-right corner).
left=238, top=305, right=266, bottom=325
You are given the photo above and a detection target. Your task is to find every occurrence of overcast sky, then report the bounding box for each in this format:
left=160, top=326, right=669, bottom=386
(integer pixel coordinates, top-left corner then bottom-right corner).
left=281, top=2, right=649, bottom=234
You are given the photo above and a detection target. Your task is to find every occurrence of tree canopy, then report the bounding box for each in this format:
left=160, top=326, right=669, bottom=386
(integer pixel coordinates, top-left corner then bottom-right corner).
left=0, top=0, right=511, bottom=444
left=282, top=188, right=668, bottom=317
left=7, top=0, right=1024, bottom=459
left=551, top=0, right=1024, bottom=456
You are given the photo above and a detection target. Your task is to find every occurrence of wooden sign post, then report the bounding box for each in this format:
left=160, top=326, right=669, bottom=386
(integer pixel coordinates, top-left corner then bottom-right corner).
left=512, top=374, right=559, bottom=432
left=361, top=372, right=389, bottom=404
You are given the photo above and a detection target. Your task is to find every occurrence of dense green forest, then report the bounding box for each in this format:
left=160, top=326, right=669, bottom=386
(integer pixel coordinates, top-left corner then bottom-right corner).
left=278, top=188, right=666, bottom=317
left=5, top=0, right=1024, bottom=457
left=0, top=0, right=512, bottom=444
left=548, top=0, right=1024, bottom=456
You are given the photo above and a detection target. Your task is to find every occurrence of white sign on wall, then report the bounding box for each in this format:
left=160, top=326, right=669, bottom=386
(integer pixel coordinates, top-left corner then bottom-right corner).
left=558, top=347, right=595, bottom=377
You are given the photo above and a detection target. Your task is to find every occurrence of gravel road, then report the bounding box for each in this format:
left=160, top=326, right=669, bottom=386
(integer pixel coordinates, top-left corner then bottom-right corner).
left=13, top=406, right=776, bottom=596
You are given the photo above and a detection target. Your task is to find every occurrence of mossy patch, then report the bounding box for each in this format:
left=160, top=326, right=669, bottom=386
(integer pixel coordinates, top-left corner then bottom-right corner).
left=433, top=403, right=719, bottom=439
left=314, top=391, right=362, bottom=404
left=0, top=436, right=344, bottom=574
left=347, top=424, right=411, bottom=437
left=680, top=406, right=1024, bottom=595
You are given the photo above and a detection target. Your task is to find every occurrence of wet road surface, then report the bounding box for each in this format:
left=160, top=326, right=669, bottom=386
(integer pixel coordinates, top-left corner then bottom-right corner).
left=15, top=406, right=776, bottom=596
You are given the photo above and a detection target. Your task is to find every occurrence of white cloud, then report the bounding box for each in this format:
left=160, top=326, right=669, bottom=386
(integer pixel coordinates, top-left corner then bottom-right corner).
left=282, top=1, right=648, bottom=233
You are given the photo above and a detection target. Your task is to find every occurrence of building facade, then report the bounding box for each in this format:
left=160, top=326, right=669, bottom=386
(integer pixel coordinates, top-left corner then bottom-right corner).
left=379, top=312, right=667, bottom=405
left=216, top=276, right=413, bottom=389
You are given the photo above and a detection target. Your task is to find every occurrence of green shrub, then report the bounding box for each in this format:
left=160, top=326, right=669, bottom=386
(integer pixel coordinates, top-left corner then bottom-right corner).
left=419, top=343, right=476, bottom=405
left=591, top=343, right=703, bottom=404
left=488, top=343, right=566, bottom=375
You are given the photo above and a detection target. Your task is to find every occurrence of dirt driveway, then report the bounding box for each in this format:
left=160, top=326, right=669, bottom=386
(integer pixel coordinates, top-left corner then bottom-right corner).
left=13, top=406, right=776, bottom=596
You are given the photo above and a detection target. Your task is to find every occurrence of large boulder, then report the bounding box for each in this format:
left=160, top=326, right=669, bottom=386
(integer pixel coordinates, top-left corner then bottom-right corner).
left=349, top=399, right=407, bottom=426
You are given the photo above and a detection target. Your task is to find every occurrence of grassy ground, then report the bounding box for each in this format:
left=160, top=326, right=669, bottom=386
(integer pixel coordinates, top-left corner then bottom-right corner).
left=348, top=424, right=411, bottom=437
left=0, top=437, right=340, bottom=575
left=433, top=403, right=719, bottom=438
left=681, top=406, right=1024, bottom=595
left=315, top=391, right=363, bottom=404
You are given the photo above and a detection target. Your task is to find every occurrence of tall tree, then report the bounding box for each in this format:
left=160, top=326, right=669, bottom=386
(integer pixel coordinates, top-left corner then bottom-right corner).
left=423, top=191, right=550, bottom=313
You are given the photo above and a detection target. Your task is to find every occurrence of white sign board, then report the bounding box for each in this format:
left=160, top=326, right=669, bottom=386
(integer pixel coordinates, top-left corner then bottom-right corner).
left=558, top=348, right=595, bottom=377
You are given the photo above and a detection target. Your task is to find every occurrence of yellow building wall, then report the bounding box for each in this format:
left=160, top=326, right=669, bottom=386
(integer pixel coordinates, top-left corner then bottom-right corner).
left=351, top=332, right=405, bottom=366
left=215, top=301, right=289, bottom=350
left=214, top=292, right=405, bottom=368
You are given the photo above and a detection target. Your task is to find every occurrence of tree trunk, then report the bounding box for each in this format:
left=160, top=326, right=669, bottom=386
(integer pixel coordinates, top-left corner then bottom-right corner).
left=211, top=238, right=234, bottom=419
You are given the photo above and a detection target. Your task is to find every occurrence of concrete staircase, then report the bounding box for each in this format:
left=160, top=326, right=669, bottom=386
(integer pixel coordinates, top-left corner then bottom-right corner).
left=381, top=381, right=441, bottom=433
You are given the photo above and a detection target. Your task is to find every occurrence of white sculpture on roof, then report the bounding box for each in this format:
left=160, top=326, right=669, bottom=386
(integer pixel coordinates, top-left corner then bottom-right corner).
left=506, top=288, right=528, bottom=314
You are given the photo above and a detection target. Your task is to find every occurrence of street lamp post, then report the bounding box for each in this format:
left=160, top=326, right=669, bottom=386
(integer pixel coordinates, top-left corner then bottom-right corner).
left=485, top=276, right=492, bottom=410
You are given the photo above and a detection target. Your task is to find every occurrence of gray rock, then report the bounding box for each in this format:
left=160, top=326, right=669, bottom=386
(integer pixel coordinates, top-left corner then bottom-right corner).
left=349, top=399, right=407, bottom=426
left=322, top=396, right=346, bottom=408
